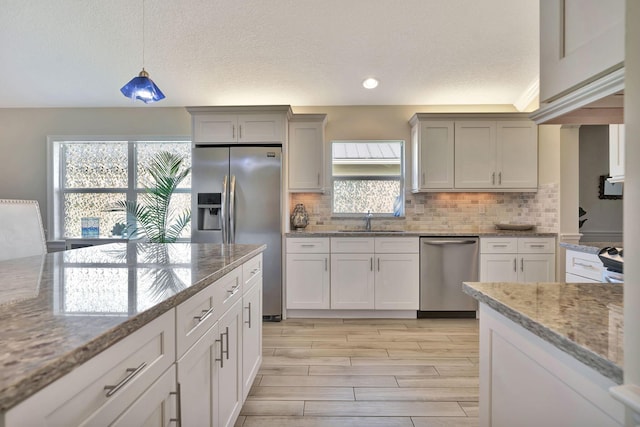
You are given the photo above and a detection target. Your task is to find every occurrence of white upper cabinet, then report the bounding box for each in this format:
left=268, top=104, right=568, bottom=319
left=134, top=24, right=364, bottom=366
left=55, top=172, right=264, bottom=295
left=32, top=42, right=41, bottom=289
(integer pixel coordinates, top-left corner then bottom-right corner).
left=288, top=114, right=327, bottom=192
left=187, top=106, right=291, bottom=144
left=539, top=0, right=624, bottom=102
left=411, top=120, right=455, bottom=191
left=411, top=114, right=537, bottom=192
left=609, top=124, right=625, bottom=183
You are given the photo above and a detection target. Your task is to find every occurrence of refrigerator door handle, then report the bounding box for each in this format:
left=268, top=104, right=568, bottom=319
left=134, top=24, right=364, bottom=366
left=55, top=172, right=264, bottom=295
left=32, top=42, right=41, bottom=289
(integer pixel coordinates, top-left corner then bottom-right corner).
left=229, top=175, right=236, bottom=243
left=221, top=175, right=228, bottom=243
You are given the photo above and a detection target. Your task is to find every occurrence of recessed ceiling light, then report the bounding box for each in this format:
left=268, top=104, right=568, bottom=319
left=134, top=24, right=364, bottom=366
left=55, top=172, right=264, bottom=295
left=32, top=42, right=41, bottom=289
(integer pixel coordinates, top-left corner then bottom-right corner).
left=362, top=78, right=379, bottom=89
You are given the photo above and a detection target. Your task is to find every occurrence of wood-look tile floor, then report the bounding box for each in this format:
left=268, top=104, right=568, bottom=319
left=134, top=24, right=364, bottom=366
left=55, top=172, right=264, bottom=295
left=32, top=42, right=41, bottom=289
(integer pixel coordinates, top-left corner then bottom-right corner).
left=235, top=318, right=479, bottom=427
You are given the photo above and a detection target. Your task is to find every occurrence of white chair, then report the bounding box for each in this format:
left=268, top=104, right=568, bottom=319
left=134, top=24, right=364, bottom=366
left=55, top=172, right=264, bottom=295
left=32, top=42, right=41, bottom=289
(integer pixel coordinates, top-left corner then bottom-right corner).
left=0, top=199, right=47, bottom=261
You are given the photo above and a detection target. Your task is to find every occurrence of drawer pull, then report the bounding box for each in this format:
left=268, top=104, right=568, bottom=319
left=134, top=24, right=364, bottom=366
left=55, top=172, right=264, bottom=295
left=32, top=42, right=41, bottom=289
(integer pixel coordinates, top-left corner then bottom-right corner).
left=574, top=262, right=596, bottom=269
left=521, top=258, right=524, bottom=272
left=104, top=362, right=146, bottom=397
left=513, top=258, right=517, bottom=272
left=194, top=307, right=214, bottom=323
left=301, top=244, right=315, bottom=247
left=251, top=267, right=260, bottom=276
left=493, top=244, right=508, bottom=247
left=529, top=244, right=545, bottom=248
left=245, top=302, right=252, bottom=328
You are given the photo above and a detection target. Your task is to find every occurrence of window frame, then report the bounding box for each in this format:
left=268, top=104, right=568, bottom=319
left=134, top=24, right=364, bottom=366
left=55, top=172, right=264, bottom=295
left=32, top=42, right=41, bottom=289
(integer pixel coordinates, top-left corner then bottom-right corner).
left=330, top=140, right=405, bottom=217
left=47, top=136, right=191, bottom=241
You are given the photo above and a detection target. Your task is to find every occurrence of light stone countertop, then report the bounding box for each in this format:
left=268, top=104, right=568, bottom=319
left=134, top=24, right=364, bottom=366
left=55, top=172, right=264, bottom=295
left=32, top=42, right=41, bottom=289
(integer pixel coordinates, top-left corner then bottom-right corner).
left=463, top=281, right=624, bottom=384
left=560, top=241, right=623, bottom=255
left=0, top=242, right=265, bottom=412
left=287, top=230, right=557, bottom=238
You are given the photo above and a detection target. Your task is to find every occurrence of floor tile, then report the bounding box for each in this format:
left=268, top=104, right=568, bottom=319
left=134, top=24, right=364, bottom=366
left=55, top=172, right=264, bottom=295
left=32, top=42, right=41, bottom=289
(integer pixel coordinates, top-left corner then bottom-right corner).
left=260, top=374, right=397, bottom=387
left=309, top=365, right=439, bottom=376
left=248, top=386, right=355, bottom=401
left=354, top=387, right=479, bottom=401
left=239, top=400, right=305, bottom=416
left=242, top=416, right=414, bottom=427
left=411, top=417, right=479, bottom=427
left=304, top=401, right=466, bottom=417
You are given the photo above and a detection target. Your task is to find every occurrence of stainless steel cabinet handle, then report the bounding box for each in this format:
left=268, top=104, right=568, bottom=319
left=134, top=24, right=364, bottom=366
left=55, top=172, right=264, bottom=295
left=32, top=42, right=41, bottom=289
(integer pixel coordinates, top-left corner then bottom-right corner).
left=574, top=262, right=595, bottom=269
left=317, top=173, right=321, bottom=185
left=493, top=244, right=508, bottom=248
left=422, top=172, right=425, bottom=185
left=377, top=258, right=380, bottom=272
left=104, top=362, right=146, bottom=397
left=513, top=258, right=517, bottom=272
left=232, top=125, right=236, bottom=139
left=215, top=337, right=223, bottom=368
left=370, top=257, right=373, bottom=271
left=301, top=244, right=315, bottom=247
left=529, top=244, right=545, bottom=248
left=170, top=382, right=182, bottom=426
left=194, top=307, right=214, bottom=323
left=498, top=172, right=502, bottom=184
left=245, top=302, right=252, bottom=328
left=492, top=172, right=496, bottom=185
left=325, top=257, right=328, bottom=271
left=239, top=125, right=242, bottom=139
left=521, top=258, right=524, bottom=272
left=223, top=326, right=230, bottom=360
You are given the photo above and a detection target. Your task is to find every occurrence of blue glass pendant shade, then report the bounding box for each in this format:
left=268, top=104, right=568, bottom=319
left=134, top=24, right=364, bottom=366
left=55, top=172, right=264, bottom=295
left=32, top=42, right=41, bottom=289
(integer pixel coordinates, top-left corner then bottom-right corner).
left=120, top=68, right=165, bottom=103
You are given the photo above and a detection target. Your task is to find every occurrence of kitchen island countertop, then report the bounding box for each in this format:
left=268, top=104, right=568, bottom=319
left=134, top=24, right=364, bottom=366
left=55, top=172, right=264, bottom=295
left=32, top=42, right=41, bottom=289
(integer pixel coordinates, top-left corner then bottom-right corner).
left=0, top=242, right=265, bottom=412
left=463, top=281, right=623, bottom=384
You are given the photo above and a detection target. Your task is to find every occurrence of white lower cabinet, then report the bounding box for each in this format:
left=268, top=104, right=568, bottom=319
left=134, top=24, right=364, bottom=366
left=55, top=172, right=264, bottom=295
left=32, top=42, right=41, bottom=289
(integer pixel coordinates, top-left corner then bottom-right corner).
left=286, top=237, right=419, bottom=312
left=480, top=237, right=556, bottom=282
left=3, top=255, right=263, bottom=427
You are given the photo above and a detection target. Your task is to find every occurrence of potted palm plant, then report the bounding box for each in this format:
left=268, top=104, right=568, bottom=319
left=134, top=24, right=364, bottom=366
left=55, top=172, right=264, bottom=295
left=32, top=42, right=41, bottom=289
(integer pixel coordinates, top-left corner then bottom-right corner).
left=116, top=150, right=191, bottom=243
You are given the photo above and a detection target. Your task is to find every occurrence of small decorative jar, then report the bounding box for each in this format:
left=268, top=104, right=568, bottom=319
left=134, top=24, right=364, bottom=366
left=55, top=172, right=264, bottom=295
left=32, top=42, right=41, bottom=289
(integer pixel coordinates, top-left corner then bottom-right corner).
left=290, top=203, right=309, bottom=230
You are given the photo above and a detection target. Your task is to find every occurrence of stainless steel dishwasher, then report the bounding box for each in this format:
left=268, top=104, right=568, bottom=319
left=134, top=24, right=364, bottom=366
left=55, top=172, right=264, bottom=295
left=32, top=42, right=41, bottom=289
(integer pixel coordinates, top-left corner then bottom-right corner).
left=419, top=237, right=479, bottom=317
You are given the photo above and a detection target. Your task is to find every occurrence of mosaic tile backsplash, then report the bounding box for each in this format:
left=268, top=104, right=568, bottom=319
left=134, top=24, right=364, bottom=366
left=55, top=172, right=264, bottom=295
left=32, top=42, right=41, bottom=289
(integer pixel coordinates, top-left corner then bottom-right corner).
left=291, top=183, right=559, bottom=233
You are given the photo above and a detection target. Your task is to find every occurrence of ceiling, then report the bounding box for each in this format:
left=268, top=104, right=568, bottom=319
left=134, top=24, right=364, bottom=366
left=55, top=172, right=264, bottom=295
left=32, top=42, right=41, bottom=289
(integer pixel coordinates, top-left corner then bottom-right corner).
left=0, top=0, right=539, bottom=109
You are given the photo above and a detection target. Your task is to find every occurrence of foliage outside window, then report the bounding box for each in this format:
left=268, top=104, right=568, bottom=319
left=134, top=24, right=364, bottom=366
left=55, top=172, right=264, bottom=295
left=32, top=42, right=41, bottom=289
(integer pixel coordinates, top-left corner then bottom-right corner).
left=48, top=138, right=191, bottom=240
left=331, top=140, right=404, bottom=215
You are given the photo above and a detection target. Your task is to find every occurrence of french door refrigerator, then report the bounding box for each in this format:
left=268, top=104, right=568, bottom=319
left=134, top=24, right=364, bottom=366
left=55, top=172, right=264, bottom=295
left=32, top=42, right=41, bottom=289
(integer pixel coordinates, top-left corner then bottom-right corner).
left=192, top=145, right=282, bottom=319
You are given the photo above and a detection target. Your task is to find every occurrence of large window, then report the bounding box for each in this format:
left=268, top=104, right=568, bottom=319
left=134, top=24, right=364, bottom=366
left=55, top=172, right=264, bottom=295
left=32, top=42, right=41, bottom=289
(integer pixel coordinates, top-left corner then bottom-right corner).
left=48, top=137, right=191, bottom=240
left=331, top=140, right=404, bottom=216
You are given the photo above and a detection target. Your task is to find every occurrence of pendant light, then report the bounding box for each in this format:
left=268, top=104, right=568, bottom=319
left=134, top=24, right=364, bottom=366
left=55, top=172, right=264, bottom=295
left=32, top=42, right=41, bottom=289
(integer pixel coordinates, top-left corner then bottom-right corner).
left=120, top=0, right=165, bottom=103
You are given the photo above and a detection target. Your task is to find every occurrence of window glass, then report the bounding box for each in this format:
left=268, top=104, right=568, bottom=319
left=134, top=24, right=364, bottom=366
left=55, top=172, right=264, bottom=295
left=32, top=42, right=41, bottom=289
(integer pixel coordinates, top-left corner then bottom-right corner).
left=331, top=140, right=404, bottom=215
left=63, top=142, right=128, bottom=188
left=63, top=192, right=126, bottom=238
left=136, top=141, right=192, bottom=189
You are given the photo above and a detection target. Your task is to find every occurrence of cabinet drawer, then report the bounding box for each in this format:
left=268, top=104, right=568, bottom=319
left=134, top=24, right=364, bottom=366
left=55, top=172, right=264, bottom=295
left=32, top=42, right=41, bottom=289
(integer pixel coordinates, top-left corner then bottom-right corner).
left=565, top=250, right=604, bottom=282
left=215, top=266, right=243, bottom=314
left=243, top=254, right=263, bottom=293
left=177, top=277, right=223, bottom=358
left=331, top=237, right=375, bottom=253
left=480, top=237, right=517, bottom=253
left=518, top=237, right=556, bottom=254
left=374, top=237, right=419, bottom=254
left=287, top=237, right=330, bottom=253
left=6, top=310, right=175, bottom=426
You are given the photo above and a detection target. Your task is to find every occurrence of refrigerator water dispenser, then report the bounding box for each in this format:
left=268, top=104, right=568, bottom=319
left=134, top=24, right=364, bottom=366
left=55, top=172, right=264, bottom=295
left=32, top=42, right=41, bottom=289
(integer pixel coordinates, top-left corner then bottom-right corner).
left=197, top=193, right=222, bottom=230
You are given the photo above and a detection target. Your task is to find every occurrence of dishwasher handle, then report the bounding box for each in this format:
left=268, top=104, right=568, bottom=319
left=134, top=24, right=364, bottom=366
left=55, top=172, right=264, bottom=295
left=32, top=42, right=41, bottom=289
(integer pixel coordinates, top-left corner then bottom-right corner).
left=422, top=239, right=477, bottom=245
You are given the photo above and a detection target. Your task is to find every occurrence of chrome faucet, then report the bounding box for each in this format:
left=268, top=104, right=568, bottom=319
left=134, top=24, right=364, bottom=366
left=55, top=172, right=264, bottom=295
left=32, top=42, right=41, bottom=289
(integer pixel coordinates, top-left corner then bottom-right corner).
left=364, top=210, right=373, bottom=231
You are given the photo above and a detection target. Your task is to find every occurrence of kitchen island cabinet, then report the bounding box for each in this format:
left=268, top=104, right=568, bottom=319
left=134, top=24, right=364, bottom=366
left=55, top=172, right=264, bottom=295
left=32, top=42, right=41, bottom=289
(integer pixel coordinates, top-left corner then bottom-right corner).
left=0, top=243, right=265, bottom=427
left=463, top=282, right=624, bottom=426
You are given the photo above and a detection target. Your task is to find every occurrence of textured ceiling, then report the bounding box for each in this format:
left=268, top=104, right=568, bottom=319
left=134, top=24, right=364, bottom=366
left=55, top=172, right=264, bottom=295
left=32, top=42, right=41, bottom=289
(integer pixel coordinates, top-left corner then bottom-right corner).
left=0, top=0, right=539, bottom=108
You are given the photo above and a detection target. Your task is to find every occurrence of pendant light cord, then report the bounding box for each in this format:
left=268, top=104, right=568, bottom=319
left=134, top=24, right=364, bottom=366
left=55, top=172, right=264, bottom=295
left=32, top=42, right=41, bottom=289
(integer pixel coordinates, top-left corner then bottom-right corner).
left=142, top=0, right=145, bottom=70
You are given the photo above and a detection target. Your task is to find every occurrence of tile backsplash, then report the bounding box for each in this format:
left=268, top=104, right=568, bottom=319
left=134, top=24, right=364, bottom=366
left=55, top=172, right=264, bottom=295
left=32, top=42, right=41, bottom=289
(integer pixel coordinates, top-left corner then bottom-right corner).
left=290, top=183, right=559, bottom=233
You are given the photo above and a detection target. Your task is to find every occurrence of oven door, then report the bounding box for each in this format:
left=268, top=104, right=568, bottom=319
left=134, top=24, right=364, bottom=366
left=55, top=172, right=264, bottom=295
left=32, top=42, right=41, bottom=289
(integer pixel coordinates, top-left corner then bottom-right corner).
left=602, top=269, right=624, bottom=283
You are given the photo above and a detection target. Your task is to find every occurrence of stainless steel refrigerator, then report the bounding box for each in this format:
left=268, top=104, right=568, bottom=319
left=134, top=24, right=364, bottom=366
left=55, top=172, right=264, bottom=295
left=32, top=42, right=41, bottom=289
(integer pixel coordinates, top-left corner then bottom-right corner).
left=192, top=145, right=282, bottom=319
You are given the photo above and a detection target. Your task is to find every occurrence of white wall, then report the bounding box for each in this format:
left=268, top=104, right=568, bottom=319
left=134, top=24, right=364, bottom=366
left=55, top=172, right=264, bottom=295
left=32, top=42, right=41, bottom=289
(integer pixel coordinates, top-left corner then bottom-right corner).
left=578, top=125, right=623, bottom=241
left=0, top=107, right=191, bottom=234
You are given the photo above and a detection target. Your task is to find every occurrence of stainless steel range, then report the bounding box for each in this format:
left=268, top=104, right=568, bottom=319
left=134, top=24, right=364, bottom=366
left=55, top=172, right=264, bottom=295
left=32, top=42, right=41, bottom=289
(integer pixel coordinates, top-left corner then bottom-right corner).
left=598, top=247, right=623, bottom=283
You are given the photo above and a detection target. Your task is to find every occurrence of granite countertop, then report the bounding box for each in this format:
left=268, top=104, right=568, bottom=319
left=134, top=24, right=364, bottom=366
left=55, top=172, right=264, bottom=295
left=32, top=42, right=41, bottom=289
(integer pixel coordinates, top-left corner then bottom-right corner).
left=0, top=242, right=265, bottom=412
left=463, top=281, right=624, bottom=384
left=560, top=241, right=623, bottom=255
left=287, top=230, right=556, bottom=238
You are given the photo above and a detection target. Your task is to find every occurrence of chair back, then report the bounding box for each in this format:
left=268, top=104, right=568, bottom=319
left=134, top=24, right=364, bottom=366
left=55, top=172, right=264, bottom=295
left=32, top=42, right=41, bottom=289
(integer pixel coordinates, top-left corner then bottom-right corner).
left=0, top=199, right=47, bottom=261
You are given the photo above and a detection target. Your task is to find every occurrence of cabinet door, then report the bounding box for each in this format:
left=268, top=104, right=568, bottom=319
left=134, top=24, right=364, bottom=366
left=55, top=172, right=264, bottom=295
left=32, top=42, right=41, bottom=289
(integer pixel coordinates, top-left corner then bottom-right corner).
left=285, top=253, right=330, bottom=309
left=330, top=253, right=375, bottom=309
left=289, top=120, right=324, bottom=192
left=414, top=121, right=454, bottom=190
left=609, top=124, right=625, bottom=182
left=375, top=253, right=419, bottom=310
left=242, top=281, right=262, bottom=401
left=454, top=121, right=497, bottom=188
left=480, top=254, right=518, bottom=282
left=177, top=323, right=218, bottom=427
left=193, top=114, right=238, bottom=143
left=111, top=365, right=176, bottom=427
left=218, top=300, right=243, bottom=427
left=237, top=114, right=284, bottom=143
left=496, top=121, right=538, bottom=189
left=518, top=254, right=556, bottom=282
